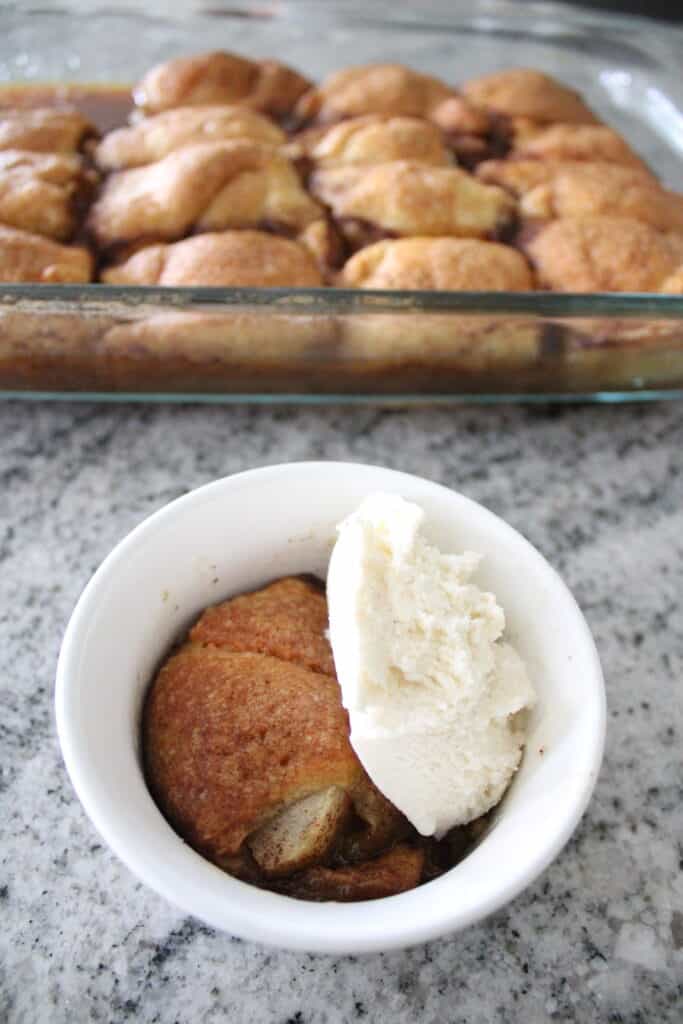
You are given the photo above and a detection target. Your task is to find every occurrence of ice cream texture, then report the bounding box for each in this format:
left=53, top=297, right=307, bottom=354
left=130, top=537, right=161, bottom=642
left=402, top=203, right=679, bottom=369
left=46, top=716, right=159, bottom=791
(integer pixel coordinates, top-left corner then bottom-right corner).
left=326, top=493, right=536, bottom=837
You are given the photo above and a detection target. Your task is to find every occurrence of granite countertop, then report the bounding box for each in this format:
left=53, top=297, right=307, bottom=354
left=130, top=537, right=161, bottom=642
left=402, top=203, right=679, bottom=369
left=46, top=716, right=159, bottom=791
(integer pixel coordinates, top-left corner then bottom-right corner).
left=1, top=399, right=682, bottom=1023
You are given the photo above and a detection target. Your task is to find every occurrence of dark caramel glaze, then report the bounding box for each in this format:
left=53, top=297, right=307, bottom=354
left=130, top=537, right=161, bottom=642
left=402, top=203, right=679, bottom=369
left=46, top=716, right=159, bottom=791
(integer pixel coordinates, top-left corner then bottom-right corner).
left=444, top=112, right=513, bottom=171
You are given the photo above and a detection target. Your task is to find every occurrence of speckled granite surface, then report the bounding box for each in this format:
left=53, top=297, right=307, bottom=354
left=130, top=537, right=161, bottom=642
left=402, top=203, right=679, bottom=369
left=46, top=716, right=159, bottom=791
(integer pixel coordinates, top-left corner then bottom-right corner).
left=1, top=399, right=682, bottom=1023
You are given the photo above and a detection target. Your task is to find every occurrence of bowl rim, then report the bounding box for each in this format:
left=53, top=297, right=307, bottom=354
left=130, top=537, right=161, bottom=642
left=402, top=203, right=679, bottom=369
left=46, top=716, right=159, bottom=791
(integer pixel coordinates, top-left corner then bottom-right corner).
left=55, top=460, right=606, bottom=954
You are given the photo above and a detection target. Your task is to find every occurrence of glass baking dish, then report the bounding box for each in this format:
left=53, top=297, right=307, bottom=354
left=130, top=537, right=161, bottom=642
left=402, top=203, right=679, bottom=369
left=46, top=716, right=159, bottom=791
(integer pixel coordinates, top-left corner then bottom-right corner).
left=2, top=0, right=683, bottom=403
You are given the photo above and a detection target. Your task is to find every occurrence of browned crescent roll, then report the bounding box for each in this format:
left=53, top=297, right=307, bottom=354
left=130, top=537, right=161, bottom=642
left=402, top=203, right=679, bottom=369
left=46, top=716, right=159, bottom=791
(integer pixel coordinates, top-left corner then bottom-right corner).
left=95, top=105, right=286, bottom=171
left=477, top=159, right=683, bottom=234
left=94, top=311, right=337, bottom=392
left=0, top=149, right=96, bottom=241
left=336, top=238, right=539, bottom=384
left=338, top=236, right=534, bottom=290
left=101, top=231, right=323, bottom=288
left=295, top=62, right=486, bottom=134
left=507, top=123, right=650, bottom=172
left=310, top=161, right=516, bottom=247
left=286, top=114, right=451, bottom=169
left=0, top=224, right=92, bottom=282
left=142, top=576, right=426, bottom=899
left=144, top=645, right=363, bottom=860
left=87, top=140, right=324, bottom=249
left=520, top=216, right=683, bottom=293
left=190, top=576, right=335, bottom=676
left=476, top=157, right=653, bottom=196
left=0, top=106, right=96, bottom=154
left=133, top=50, right=311, bottom=119
left=462, top=68, right=599, bottom=125
left=519, top=165, right=683, bottom=233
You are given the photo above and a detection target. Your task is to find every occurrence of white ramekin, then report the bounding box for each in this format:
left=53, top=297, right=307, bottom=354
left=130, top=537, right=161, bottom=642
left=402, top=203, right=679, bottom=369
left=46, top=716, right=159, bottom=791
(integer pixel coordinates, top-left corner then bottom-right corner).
left=56, top=461, right=605, bottom=955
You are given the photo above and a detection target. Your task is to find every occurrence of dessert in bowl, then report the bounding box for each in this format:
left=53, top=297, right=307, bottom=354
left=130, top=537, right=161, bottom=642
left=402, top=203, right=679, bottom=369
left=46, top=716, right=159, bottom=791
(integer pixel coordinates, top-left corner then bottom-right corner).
left=56, top=462, right=605, bottom=953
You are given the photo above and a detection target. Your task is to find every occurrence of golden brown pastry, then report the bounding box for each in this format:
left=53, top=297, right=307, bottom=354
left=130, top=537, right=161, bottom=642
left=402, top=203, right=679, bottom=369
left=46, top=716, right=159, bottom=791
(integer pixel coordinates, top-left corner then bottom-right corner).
left=520, top=216, right=683, bottom=292
left=0, top=149, right=96, bottom=241
left=462, top=68, right=599, bottom=125
left=286, top=115, right=451, bottom=168
left=0, top=106, right=95, bottom=153
left=0, top=308, right=112, bottom=389
left=297, top=63, right=490, bottom=137
left=295, top=66, right=501, bottom=167
left=144, top=645, right=363, bottom=861
left=142, top=576, right=433, bottom=898
left=295, top=62, right=459, bottom=124
left=517, top=164, right=683, bottom=233
left=310, top=161, right=516, bottom=247
left=95, top=105, right=285, bottom=170
left=477, top=159, right=683, bottom=232
left=338, top=238, right=538, bottom=383
left=477, top=156, right=651, bottom=194
left=190, top=577, right=335, bottom=675
left=508, top=123, right=649, bottom=171
left=0, top=224, right=92, bottom=282
left=87, top=140, right=324, bottom=249
left=335, top=314, right=540, bottom=388
left=101, top=231, right=323, bottom=287
left=133, top=50, right=310, bottom=119
left=95, top=311, right=337, bottom=392
left=476, top=157, right=593, bottom=194
left=339, top=236, right=533, bottom=290
left=659, top=268, right=683, bottom=294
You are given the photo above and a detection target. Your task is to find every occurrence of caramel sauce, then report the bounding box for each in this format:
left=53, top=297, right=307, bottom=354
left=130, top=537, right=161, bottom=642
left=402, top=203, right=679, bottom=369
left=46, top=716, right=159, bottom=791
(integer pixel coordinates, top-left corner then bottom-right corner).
left=0, top=82, right=133, bottom=134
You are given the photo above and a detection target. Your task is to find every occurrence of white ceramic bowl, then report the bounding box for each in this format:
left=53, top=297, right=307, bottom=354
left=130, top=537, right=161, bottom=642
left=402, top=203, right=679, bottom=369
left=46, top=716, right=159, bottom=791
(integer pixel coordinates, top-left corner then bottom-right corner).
left=56, top=462, right=605, bottom=955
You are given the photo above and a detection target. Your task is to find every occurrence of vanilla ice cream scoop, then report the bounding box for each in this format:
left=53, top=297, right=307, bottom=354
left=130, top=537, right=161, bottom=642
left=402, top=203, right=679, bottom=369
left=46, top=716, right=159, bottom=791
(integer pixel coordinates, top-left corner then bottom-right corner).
left=327, top=493, right=536, bottom=837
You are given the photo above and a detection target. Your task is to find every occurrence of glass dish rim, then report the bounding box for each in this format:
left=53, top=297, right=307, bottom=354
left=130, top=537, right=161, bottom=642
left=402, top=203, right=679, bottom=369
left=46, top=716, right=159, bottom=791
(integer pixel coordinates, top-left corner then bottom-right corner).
left=3, top=283, right=683, bottom=319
